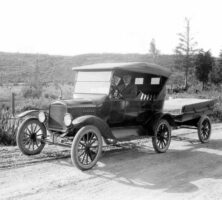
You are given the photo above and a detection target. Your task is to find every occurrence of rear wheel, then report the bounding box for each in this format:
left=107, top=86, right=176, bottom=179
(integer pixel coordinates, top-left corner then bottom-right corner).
left=198, top=116, right=211, bottom=143
left=71, top=125, right=102, bottom=170
left=152, top=119, right=171, bottom=153
left=16, top=119, right=46, bottom=155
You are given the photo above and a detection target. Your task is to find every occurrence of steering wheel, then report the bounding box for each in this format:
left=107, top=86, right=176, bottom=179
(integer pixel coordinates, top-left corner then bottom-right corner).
left=111, top=85, right=123, bottom=99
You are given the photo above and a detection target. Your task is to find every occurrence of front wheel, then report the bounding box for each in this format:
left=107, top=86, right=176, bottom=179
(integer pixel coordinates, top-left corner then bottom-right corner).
left=71, top=125, right=102, bottom=170
left=198, top=116, right=211, bottom=143
left=16, top=118, right=47, bottom=155
left=152, top=119, right=171, bottom=153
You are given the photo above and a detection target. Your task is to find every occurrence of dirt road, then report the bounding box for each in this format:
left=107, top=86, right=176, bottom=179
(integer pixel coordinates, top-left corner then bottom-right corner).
left=1, top=124, right=222, bottom=200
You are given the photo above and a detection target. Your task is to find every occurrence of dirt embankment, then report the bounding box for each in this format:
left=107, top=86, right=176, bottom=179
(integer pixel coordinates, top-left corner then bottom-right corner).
left=1, top=124, right=222, bottom=200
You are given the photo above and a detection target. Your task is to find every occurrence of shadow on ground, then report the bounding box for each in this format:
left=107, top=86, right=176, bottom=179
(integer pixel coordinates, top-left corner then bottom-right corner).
left=83, top=137, right=222, bottom=194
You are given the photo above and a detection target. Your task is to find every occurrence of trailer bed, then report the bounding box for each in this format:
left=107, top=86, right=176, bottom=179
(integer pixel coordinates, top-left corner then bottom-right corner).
left=163, top=98, right=216, bottom=123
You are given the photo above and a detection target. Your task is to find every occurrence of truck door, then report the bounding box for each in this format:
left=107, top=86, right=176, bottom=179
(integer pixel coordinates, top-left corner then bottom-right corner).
left=124, top=99, right=140, bottom=125
left=108, top=99, right=125, bottom=125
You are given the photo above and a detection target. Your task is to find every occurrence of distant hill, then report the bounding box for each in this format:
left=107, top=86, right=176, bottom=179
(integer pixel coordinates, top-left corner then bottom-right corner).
left=0, top=52, right=178, bottom=84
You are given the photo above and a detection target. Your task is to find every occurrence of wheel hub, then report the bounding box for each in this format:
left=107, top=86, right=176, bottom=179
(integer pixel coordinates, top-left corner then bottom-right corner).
left=158, top=130, right=167, bottom=140
left=202, top=123, right=209, bottom=134
left=30, top=133, right=37, bottom=141
left=85, top=143, right=91, bottom=153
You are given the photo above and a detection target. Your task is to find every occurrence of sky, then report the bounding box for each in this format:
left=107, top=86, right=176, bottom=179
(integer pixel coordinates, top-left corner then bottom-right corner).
left=0, top=0, right=221, bottom=56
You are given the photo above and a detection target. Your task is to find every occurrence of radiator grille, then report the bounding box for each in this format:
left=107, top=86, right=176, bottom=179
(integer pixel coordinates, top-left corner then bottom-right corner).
left=48, top=103, right=67, bottom=131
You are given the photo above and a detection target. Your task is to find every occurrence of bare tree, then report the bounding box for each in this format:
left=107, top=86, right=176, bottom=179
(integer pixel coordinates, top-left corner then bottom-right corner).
left=149, top=38, right=160, bottom=64
left=33, top=56, right=40, bottom=88
left=175, top=18, right=198, bottom=90
left=49, top=59, right=55, bottom=83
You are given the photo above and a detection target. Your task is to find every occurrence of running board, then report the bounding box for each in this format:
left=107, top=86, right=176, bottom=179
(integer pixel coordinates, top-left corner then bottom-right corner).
left=111, top=126, right=148, bottom=140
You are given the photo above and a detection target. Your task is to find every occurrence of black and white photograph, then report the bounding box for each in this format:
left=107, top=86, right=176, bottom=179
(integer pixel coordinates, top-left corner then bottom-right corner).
left=0, top=0, right=222, bottom=199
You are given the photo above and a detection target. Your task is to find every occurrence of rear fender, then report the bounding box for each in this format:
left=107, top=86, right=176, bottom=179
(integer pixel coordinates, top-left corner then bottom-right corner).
left=161, top=113, right=175, bottom=127
left=72, top=115, right=116, bottom=144
left=145, top=112, right=174, bottom=135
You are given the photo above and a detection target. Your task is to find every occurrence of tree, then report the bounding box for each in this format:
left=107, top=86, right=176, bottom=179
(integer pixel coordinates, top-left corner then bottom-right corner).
left=30, top=55, right=41, bottom=89
left=195, top=51, right=214, bottom=90
left=149, top=38, right=160, bottom=64
left=211, top=50, right=222, bottom=85
left=175, top=18, right=198, bottom=90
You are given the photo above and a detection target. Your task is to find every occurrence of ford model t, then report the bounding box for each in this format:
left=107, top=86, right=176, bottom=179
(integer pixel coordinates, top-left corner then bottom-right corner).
left=16, top=62, right=216, bottom=170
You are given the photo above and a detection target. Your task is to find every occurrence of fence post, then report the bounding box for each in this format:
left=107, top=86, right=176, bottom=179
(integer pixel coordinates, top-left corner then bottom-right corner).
left=11, top=92, right=15, bottom=117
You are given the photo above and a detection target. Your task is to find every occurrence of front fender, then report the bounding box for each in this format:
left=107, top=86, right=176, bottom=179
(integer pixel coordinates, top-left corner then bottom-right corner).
left=16, top=116, right=47, bottom=137
left=72, top=115, right=116, bottom=144
left=16, top=110, right=40, bottom=119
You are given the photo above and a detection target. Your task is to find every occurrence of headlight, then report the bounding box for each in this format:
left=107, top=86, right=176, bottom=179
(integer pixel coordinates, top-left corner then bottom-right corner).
left=38, top=111, right=46, bottom=123
left=64, top=113, right=73, bottom=127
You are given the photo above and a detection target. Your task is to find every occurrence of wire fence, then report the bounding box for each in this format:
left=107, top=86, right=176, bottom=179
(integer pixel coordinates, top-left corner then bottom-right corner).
left=0, top=109, right=21, bottom=134
left=0, top=93, right=23, bottom=145
left=0, top=114, right=24, bottom=145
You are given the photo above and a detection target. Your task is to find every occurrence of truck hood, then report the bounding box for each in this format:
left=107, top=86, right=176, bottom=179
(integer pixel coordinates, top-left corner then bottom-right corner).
left=52, top=94, right=108, bottom=108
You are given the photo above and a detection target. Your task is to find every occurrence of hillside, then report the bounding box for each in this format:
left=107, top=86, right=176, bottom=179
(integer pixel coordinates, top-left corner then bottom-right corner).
left=0, top=52, right=177, bottom=84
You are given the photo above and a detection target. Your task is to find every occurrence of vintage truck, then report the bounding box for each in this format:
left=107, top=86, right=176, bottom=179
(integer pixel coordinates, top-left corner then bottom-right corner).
left=16, top=62, right=216, bottom=170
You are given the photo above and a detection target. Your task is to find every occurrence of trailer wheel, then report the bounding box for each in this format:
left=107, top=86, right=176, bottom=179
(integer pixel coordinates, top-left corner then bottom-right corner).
left=152, top=119, right=171, bottom=153
left=198, top=116, right=211, bottom=143
left=71, top=125, right=102, bottom=170
left=16, top=119, right=46, bottom=155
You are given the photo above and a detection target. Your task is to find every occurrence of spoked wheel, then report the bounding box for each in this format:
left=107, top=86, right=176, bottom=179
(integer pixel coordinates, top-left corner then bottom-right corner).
left=198, top=116, right=211, bottom=143
left=16, top=119, right=46, bottom=155
left=71, top=125, right=102, bottom=170
left=152, top=119, right=171, bottom=153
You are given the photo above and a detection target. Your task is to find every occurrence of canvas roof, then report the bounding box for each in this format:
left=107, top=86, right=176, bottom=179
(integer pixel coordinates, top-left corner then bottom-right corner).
left=72, top=62, right=171, bottom=77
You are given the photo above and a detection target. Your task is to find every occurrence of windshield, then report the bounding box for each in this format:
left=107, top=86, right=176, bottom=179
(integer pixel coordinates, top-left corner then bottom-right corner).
left=74, top=71, right=112, bottom=94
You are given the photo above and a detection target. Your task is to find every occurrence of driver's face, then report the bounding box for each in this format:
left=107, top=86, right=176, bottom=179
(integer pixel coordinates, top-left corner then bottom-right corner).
left=123, top=75, right=131, bottom=86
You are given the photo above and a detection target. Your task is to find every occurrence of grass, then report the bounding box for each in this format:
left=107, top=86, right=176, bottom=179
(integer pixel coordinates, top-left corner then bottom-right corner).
left=0, top=84, right=73, bottom=146
left=0, top=83, right=73, bottom=112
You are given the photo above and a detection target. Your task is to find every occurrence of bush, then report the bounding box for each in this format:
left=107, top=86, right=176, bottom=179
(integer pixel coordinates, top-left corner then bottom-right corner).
left=15, top=97, right=50, bottom=112
left=22, top=86, right=42, bottom=99
left=0, top=128, right=16, bottom=145
left=44, top=93, right=57, bottom=100
left=210, top=109, right=222, bottom=122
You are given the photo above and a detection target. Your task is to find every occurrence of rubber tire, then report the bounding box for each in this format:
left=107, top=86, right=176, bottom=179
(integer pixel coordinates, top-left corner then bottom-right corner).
left=16, top=118, right=46, bottom=155
left=71, top=125, right=102, bottom=171
left=197, top=115, right=211, bottom=143
left=152, top=119, right=171, bottom=153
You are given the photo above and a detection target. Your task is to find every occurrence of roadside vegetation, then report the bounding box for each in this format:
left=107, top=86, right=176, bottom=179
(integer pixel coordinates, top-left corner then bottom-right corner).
left=0, top=83, right=73, bottom=145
